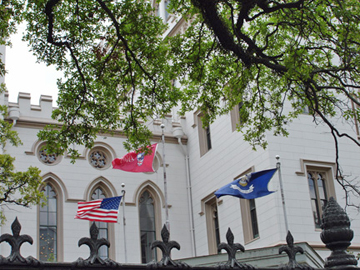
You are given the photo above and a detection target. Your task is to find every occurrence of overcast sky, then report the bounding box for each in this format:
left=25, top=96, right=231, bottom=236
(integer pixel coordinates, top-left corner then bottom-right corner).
left=5, top=24, right=62, bottom=106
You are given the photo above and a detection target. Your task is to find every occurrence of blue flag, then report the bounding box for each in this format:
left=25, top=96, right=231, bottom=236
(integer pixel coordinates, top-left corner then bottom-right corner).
left=215, top=168, right=277, bottom=199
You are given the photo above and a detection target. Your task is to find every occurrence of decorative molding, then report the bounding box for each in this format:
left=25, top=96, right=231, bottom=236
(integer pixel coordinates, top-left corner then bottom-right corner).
left=234, top=166, right=255, bottom=180
left=83, top=176, right=119, bottom=200
left=13, top=117, right=187, bottom=144
left=296, top=159, right=337, bottom=176
left=199, top=191, right=220, bottom=216
left=41, top=172, right=69, bottom=202
left=153, top=119, right=162, bottom=126
left=65, top=198, right=85, bottom=203
left=132, top=180, right=171, bottom=209
left=192, top=110, right=201, bottom=128
left=171, top=122, right=182, bottom=128
left=124, top=202, right=136, bottom=207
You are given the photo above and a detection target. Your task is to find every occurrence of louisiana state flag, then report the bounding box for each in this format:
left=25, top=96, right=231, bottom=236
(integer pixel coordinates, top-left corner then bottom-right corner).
left=112, top=144, right=158, bottom=173
left=215, top=168, right=277, bottom=199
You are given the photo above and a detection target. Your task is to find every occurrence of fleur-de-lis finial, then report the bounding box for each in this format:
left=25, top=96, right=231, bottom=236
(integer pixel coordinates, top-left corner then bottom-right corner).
left=149, top=224, right=181, bottom=267
left=218, top=228, right=254, bottom=269
left=74, top=222, right=117, bottom=266
left=279, top=231, right=312, bottom=269
left=0, top=217, right=40, bottom=265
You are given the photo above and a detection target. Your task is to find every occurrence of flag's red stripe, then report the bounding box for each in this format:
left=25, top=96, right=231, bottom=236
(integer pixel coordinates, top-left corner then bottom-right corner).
left=74, top=197, right=121, bottom=223
left=76, top=212, right=118, bottom=218
left=77, top=199, right=102, bottom=206
left=76, top=210, right=119, bottom=216
left=77, top=200, right=102, bottom=211
left=77, top=206, right=100, bottom=212
left=75, top=215, right=118, bottom=223
left=75, top=211, right=119, bottom=221
left=75, top=212, right=118, bottom=218
left=77, top=206, right=100, bottom=213
left=75, top=216, right=118, bottom=222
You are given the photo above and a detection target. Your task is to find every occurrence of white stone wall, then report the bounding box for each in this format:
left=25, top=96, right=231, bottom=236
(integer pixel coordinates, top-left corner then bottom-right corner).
left=181, top=104, right=360, bottom=258
left=267, top=113, right=360, bottom=254
left=0, top=93, right=192, bottom=263
left=1, top=85, right=360, bottom=263
left=1, top=4, right=359, bottom=264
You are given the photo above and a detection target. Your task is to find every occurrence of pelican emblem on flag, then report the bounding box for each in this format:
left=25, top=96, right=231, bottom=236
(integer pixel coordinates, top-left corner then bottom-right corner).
left=230, top=184, right=254, bottom=194
left=238, top=174, right=251, bottom=186
left=214, top=168, right=277, bottom=199
left=112, top=144, right=158, bottom=173
left=137, top=153, right=145, bottom=166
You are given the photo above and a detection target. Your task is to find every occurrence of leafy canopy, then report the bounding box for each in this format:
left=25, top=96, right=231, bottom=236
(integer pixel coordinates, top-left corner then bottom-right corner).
left=1, top=0, right=360, bottom=205
left=0, top=102, right=44, bottom=224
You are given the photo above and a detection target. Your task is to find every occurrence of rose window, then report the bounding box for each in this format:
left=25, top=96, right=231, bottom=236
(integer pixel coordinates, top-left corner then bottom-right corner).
left=90, top=150, right=107, bottom=169
left=39, top=149, right=57, bottom=164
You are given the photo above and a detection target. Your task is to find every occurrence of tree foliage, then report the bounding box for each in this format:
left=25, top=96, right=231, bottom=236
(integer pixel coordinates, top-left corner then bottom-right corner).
left=0, top=2, right=45, bottom=223
left=0, top=103, right=44, bottom=224
left=1, top=0, right=360, bottom=207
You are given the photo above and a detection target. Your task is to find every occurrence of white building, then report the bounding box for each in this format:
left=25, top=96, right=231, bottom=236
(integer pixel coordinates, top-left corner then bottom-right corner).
left=0, top=91, right=193, bottom=263
left=0, top=3, right=359, bottom=266
left=0, top=85, right=359, bottom=265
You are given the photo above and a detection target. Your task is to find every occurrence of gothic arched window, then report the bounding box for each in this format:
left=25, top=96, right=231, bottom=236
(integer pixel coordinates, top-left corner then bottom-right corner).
left=39, top=184, right=57, bottom=261
left=139, top=190, right=157, bottom=263
left=91, top=187, right=109, bottom=259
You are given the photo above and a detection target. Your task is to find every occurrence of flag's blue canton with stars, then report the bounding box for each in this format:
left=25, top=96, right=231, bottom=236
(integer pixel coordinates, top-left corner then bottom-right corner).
left=75, top=196, right=122, bottom=223
left=100, top=196, right=122, bottom=210
left=215, top=168, right=277, bottom=199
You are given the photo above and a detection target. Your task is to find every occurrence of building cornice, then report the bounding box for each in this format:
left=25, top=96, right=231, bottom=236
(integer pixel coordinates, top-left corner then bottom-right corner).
left=7, top=117, right=188, bottom=145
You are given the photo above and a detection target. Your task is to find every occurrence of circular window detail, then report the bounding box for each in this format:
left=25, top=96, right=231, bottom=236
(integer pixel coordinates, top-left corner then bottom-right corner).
left=37, top=143, right=62, bottom=166
left=89, top=148, right=111, bottom=170
left=39, top=149, right=57, bottom=164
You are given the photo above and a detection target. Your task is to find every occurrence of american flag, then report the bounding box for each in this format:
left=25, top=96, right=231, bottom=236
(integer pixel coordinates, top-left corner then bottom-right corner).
left=75, top=196, right=122, bottom=223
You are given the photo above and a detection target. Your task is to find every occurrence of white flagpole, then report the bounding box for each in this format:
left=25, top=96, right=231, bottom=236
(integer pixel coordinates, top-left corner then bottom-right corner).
left=160, top=124, right=170, bottom=231
left=276, top=155, right=289, bottom=233
left=121, top=184, right=127, bottom=263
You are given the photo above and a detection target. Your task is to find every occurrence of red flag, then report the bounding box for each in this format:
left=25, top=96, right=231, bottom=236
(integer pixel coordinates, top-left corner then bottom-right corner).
left=112, top=144, right=158, bottom=173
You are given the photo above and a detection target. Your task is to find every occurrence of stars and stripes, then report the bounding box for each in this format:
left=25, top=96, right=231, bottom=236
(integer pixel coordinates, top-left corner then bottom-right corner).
left=75, top=196, right=122, bottom=223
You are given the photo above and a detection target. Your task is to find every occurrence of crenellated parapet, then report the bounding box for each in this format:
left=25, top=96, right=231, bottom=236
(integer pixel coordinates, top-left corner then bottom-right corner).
left=3, top=91, right=188, bottom=143
left=5, top=92, right=56, bottom=125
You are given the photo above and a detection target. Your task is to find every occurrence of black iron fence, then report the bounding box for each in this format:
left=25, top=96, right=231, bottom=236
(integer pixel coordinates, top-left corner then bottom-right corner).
left=0, top=197, right=358, bottom=270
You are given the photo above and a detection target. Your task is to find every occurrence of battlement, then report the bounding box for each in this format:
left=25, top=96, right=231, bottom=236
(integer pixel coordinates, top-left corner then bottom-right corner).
left=3, top=91, right=186, bottom=136
left=5, top=91, right=55, bottom=123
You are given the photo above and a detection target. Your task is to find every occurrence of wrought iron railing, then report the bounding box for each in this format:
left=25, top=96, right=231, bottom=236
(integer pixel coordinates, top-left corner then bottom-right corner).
left=0, top=197, right=358, bottom=270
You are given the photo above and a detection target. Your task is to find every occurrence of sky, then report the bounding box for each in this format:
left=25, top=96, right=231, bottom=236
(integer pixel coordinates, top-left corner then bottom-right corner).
left=4, top=24, right=62, bottom=106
